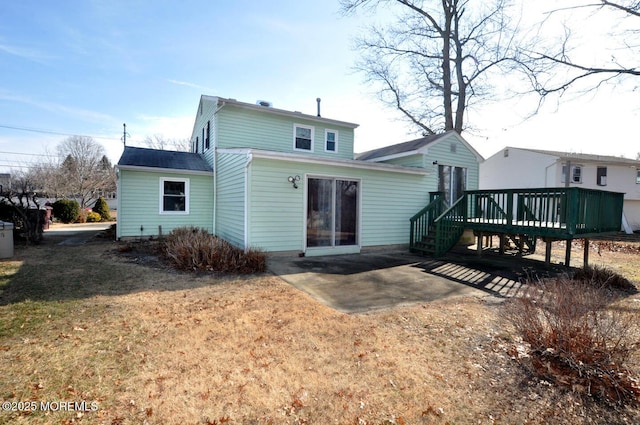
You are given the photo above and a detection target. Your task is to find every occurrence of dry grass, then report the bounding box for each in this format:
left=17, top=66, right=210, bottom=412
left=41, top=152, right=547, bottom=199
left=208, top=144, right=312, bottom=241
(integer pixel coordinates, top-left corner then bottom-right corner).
left=0, top=237, right=639, bottom=424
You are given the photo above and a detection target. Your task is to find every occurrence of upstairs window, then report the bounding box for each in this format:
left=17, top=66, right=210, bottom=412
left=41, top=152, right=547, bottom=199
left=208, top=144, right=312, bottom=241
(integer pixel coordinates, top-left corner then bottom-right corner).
left=294, top=124, right=313, bottom=151
left=205, top=121, right=210, bottom=150
left=562, top=164, right=582, bottom=184
left=195, top=136, right=199, bottom=153
left=325, top=130, right=337, bottom=152
left=597, top=166, right=607, bottom=186
left=160, top=178, right=189, bottom=214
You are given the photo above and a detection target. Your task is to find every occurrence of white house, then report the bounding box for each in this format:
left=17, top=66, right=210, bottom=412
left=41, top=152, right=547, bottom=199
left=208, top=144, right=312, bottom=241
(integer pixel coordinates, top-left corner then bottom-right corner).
left=480, top=147, right=640, bottom=232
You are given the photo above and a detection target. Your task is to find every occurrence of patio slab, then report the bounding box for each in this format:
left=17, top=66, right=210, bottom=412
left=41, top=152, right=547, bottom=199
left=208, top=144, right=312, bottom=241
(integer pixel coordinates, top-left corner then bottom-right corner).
left=268, top=247, right=566, bottom=313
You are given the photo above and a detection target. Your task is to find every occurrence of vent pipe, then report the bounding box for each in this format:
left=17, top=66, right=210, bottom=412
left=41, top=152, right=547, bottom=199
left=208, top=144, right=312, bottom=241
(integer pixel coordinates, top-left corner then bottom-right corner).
left=316, top=98, right=321, bottom=117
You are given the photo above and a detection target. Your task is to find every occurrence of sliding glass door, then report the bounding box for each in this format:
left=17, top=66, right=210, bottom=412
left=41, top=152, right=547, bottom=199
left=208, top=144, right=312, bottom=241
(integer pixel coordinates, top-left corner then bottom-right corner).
left=307, top=177, right=359, bottom=248
left=438, top=165, right=467, bottom=206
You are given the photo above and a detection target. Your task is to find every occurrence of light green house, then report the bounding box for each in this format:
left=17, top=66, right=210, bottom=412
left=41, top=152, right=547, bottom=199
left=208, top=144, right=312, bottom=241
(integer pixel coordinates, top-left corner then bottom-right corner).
left=116, top=96, right=483, bottom=256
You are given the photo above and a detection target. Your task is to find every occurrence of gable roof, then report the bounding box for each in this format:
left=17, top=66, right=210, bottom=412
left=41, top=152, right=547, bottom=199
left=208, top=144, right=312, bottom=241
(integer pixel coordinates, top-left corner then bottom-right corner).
left=356, top=130, right=483, bottom=162
left=199, top=95, right=359, bottom=129
left=117, top=147, right=213, bottom=173
left=506, top=147, right=640, bottom=166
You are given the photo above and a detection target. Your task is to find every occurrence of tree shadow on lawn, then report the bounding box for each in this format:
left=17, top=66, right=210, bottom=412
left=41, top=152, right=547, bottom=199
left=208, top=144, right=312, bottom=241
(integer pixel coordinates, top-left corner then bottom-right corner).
left=0, top=237, right=258, bottom=306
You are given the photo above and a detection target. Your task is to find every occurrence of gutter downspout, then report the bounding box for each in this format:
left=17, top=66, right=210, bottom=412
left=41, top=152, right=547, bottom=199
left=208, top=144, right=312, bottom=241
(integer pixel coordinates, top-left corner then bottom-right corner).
left=244, top=151, right=254, bottom=251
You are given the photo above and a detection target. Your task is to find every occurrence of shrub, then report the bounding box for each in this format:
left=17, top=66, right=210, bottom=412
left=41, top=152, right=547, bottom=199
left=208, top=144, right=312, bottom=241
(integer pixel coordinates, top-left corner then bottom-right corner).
left=86, top=211, right=102, bottom=222
left=163, top=226, right=266, bottom=274
left=504, top=276, right=640, bottom=405
left=92, top=196, right=111, bottom=221
left=52, top=199, right=80, bottom=224
left=572, top=265, right=636, bottom=293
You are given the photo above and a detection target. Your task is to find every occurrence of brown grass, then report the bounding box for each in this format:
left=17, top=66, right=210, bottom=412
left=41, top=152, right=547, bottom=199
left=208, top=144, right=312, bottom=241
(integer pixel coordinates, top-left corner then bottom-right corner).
left=0, top=237, right=639, bottom=424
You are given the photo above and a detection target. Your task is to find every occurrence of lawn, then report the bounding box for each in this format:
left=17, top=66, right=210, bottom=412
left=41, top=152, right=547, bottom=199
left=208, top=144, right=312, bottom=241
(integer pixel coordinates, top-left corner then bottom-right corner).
left=1, top=236, right=640, bottom=424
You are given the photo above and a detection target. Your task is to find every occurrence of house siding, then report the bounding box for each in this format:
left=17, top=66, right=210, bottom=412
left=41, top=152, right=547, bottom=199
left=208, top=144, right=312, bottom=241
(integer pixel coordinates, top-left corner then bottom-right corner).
left=216, top=104, right=355, bottom=160
left=117, top=169, right=213, bottom=238
left=381, top=154, right=426, bottom=168
left=190, top=97, right=217, bottom=165
left=215, top=152, right=246, bottom=248
left=246, top=157, right=429, bottom=252
left=423, top=132, right=480, bottom=192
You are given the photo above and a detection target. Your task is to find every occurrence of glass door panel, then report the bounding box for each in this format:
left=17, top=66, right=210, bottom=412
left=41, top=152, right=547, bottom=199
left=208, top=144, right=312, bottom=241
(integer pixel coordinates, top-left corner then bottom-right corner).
left=335, top=180, right=358, bottom=246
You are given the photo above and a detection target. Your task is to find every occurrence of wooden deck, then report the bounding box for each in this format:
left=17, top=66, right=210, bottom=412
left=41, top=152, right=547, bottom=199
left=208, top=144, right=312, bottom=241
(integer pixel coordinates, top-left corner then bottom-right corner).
left=410, top=188, right=625, bottom=267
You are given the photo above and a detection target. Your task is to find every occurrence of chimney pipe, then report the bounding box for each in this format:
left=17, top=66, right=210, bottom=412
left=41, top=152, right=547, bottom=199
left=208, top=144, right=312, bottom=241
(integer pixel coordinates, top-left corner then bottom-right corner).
left=316, top=97, right=321, bottom=117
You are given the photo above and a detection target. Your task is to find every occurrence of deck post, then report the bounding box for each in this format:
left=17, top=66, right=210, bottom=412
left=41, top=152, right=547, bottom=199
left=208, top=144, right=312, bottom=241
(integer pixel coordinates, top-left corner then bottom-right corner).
left=565, top=239, right=572, bottom=268
left=583, top=238, right=589, bottom=267
left=477, top=231, right=483, bottom=256
left=545, top=239, right=552, bottom=265
left=499, top=234, right=505, bottom=255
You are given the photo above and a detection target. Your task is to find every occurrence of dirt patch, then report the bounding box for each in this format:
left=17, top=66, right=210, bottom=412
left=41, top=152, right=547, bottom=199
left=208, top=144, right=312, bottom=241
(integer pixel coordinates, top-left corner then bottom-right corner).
left=0, top=238, right=639, bottom=424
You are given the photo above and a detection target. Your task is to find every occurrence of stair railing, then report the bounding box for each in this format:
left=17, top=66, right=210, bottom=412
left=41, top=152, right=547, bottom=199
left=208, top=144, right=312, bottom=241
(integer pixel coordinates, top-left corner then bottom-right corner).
left=409, top=192, right=446, bottom=253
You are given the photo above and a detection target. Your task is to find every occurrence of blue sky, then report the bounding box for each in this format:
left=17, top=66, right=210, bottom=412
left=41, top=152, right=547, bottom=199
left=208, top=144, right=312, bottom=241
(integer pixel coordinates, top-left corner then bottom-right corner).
left=1, top=0, right=638, bottom=173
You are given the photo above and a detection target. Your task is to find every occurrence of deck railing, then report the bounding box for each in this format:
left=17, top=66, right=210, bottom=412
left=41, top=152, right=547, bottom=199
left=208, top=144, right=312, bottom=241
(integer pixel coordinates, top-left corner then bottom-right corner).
left=411, top=187, right=624, bottom=256
left=464, top=187, right=623, bottom=237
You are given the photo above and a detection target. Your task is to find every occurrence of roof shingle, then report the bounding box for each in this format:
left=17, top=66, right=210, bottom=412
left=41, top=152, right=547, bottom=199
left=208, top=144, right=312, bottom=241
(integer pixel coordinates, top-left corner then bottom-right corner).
left=117, top=147, right=212, bottom=172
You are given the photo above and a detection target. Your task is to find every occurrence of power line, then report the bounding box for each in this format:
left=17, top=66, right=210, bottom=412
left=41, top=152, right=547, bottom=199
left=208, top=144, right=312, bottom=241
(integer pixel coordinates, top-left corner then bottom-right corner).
left=0, top=150, right=61, bottom=158
left=0, top=123, right=119, bottom=141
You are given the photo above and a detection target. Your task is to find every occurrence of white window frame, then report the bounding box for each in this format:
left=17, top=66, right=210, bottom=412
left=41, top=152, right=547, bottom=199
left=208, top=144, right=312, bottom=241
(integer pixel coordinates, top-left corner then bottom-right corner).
left=159, top=177, right=190, bottom=215
left=324, top=129, right=338, bottom=153
left=562, top=164, right=582, bottom=184
left=293, top=124, right=314, bottom=152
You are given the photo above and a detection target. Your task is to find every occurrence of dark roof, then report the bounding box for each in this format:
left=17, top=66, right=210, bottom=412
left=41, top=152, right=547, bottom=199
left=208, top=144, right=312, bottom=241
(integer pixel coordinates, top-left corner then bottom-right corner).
left=117, top=146, right=213, bottom=172
left=356, top=132, right=450, bottom=161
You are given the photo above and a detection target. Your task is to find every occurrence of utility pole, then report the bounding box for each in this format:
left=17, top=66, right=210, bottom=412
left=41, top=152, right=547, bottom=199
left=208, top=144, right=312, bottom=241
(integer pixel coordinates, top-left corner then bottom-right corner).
left=121, top=123, right=130, bottom=147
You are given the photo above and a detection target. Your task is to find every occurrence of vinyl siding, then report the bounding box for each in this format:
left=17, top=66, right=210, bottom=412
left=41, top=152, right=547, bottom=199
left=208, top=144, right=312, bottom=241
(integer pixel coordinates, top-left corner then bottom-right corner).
left=247, top=157, right=429, bottom=252
left=217, top=105, right=355, bottom=160
left=117, top=169, right=213, bottom=238
left=190, top=97, right=217, bottom=166
left=215, top=152, right=247, bottom=248
left=422, top=132, right=480, bottom=192
left=380, top=154, right=426, bottom=168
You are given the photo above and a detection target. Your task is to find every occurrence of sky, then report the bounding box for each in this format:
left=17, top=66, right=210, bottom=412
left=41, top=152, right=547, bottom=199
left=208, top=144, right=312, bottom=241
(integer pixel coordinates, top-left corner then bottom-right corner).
left=0, top=0, right=638, bottom=173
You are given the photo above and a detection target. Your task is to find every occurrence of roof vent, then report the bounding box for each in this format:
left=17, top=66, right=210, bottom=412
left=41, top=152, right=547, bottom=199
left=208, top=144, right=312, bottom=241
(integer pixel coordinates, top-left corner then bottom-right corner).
left=256, top=100, right=272, bottom=107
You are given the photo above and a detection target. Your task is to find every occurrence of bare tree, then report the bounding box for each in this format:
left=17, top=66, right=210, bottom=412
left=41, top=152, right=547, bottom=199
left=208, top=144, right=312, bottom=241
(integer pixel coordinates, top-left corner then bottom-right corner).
left=520, top=1, right=639, bottom=98
left=341, top=0, right=519, bottom=135
left=57, top=136, right=116, bottom=209
left=143, top=135, right=190, bottom=152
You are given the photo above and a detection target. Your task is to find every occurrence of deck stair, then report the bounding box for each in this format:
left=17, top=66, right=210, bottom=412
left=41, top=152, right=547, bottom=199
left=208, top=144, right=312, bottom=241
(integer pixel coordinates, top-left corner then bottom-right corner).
left=410, top=187, right=625, bottom=266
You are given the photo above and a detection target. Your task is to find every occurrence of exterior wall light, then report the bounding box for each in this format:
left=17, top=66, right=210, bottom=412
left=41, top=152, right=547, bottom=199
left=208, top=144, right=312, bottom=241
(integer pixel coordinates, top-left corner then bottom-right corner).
left=288, top=175, right=301, bottom=189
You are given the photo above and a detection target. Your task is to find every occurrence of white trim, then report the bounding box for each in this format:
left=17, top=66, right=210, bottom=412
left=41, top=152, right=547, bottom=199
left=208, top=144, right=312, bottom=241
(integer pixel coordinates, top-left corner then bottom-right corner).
left=324, top=129, right=338, bottom=153
left=244, top=152, right=253, bottom=250
left=216, top=148, right=429, bottom=175
left=293, top=123, right=314, bottom=152
left=116, top=168, right=122, bottom=239
left=361, top=149, right=421, bottom=163
left=159, top=177, right=190, bottom=215
left=116, top=164, right=212, bottom=176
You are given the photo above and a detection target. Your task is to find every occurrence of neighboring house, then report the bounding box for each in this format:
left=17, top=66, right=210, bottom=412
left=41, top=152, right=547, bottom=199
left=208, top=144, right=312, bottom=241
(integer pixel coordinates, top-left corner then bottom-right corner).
left=480, top=147, right=640, bottom=232
left=116, top=95, right=482, bottom=255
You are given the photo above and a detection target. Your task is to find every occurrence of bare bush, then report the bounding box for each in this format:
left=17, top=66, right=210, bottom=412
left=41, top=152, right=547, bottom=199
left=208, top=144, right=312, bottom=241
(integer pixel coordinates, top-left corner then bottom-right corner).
left=504, top=275, right=640, bottom=405
left=163, top=226, right=266, bottom=274
left=572, top=265, right=637, bottom=294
